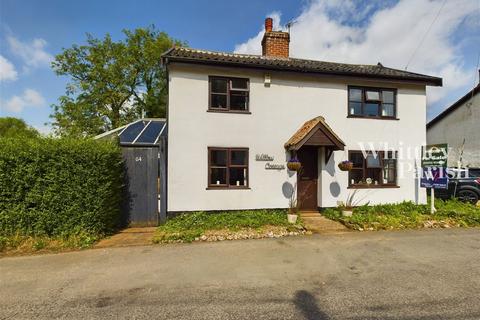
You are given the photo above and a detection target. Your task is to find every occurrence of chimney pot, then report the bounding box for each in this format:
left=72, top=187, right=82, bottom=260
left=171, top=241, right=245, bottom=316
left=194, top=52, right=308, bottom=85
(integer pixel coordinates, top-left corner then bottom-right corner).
left=265, top=18, right=273, bottom=32
left=261, top=18, right=290, bottom=58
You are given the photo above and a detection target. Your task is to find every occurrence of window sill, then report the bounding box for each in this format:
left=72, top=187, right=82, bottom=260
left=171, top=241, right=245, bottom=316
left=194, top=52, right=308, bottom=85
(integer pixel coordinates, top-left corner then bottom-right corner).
left=348, top=185, right=400, bottom=189
left=347, top=115, right=399, bottom=120
left=206, top=187, right=251, bottom=190
left=207, top=109, right=251, bottom=115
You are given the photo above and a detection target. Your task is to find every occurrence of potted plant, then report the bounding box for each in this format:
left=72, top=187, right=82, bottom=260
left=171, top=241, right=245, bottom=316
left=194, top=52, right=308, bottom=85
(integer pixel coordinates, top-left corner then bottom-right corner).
left=338, top=160, right=353, bottom=171
left=287, top=182, right=300, bottom=223
left=288, top=207, right=298, bottom=223
left=339, top=190, right=359, bottom=217
left=287, top=156, right=302, bottom=171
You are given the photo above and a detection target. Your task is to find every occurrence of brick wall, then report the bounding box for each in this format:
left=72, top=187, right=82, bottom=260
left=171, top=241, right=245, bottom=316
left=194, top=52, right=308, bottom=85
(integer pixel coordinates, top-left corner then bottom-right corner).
left=261, top=31, right=290, bottom=58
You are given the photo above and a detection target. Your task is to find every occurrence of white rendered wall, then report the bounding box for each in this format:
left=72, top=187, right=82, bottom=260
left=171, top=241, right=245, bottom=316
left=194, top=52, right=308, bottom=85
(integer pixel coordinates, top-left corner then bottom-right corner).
left=167, top=63, right=427, bottom=212
left=427, top=92, right=479, bottom=167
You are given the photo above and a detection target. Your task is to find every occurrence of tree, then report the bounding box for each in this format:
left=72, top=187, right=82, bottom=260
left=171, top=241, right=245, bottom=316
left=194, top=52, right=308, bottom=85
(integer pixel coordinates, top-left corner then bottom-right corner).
left=124, top=28, right=179, bottom=118
left=50, top=96, right=107, bottom=137
left=0, top=117, right=39, bottom=138
left=51, top=27, right=184, bottom=137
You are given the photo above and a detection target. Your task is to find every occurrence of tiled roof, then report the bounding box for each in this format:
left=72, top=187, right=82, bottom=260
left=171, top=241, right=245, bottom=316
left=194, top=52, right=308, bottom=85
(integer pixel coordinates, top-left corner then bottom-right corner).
left=162, top=47, right=442, bottom=86
left=284, top=116, right=346, bottom=150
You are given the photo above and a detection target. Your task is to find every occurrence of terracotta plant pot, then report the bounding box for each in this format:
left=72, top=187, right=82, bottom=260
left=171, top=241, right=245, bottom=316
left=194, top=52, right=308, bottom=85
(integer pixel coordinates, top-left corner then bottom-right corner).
left=287, top=161, right=302, bottom=171
left=338, top=161, right=353, bottom=171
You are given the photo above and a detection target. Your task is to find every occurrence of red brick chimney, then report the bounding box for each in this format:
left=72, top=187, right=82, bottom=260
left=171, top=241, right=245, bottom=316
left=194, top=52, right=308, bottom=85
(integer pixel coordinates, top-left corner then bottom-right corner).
left=261, top=18, right=290, bottom=58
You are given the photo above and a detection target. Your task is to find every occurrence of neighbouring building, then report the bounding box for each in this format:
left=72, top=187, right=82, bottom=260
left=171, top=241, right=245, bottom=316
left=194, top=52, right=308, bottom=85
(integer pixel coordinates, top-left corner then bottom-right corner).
left=427, top=81, right=479, bottom=168
left=162, top=18, right=442, bottom=213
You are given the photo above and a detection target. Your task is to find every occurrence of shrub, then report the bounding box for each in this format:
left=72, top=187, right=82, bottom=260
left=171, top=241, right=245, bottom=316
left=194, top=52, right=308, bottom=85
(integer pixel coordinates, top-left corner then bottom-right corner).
left=323, top=199, right=480, bottom=230
left=0, top=137, right=124, bottom=238
left=0, top=117, right=39, bottom=139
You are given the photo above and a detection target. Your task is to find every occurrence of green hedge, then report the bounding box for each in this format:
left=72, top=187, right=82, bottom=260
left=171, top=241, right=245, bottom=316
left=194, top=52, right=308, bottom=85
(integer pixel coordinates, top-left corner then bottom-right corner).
left=0, top=137, right=124, bottom=237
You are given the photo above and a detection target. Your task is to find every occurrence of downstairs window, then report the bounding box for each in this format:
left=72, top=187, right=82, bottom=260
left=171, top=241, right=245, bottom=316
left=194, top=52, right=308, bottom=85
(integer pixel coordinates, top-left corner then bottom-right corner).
left=208, top=147, right=249, bottom=188
left=349, top=151, right=397, bottom=188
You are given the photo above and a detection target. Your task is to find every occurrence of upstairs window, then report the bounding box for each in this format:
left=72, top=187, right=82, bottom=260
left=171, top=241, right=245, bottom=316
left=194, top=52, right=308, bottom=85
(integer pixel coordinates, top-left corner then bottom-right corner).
left=348, top=151, right=397, bottom=188
left=208, top=147, right=249, bottom=189
left=209, top=77, right=249, bottom=113
left=348, top=87, right=396, bottom=119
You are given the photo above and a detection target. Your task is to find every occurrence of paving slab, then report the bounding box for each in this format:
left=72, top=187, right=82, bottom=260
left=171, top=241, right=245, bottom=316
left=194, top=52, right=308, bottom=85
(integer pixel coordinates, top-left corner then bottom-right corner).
left=94, top=227, right=156, bottom=248
left=300, top=211, right=349, bottom=233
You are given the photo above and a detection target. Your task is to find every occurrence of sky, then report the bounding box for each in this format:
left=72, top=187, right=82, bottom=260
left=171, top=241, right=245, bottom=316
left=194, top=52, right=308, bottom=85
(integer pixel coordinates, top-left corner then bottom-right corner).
left=0, top=0, right=479, bottom=135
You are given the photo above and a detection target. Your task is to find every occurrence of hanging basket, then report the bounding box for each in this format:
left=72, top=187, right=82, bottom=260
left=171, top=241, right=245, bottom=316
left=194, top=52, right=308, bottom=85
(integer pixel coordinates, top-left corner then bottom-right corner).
left=338, top=161, right=353, bottom=171
left=287, top=157, right=302, bottom=171
left=287, top=161, right=302, bottom=171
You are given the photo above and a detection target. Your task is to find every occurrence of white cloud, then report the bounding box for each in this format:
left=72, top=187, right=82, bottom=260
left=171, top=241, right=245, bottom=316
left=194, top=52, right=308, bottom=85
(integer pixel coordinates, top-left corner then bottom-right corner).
left=0, top=55, right=18, bottom=81
left=2, top=89, right=46, bottom=113
left=234, top=12, right=284, bottom=54
left=234, top=0, right=478, bottom=116
left=7, top=36, right=53, bottom=69
left=33, top=124, right=53, bottom=136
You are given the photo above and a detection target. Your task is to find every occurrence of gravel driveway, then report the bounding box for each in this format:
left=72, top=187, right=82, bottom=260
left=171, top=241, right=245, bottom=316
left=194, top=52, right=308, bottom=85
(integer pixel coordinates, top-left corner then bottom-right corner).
left=1, top=229, right=480, bottom=319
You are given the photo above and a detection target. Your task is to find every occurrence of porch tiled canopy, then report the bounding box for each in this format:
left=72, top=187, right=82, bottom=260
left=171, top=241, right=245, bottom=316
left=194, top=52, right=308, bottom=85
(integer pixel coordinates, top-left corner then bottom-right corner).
left=284, top=116, right=346, bottom=162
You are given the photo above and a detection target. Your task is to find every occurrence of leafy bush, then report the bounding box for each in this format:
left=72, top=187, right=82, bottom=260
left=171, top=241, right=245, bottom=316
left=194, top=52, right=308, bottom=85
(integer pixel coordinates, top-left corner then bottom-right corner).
left=0, top=137, right=124, bottom=238
left=323, top=199, right=480, bottom=230
left=0, top=117, right=39, bottom=138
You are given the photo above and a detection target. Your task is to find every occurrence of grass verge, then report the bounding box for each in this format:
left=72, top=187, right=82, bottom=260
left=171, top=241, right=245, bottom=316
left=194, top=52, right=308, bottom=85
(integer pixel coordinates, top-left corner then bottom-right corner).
left=153, top=209, right=304, bottom=243
left=323, top=199, right=480, bottom=231
left=0, top=232, right=99, bottom=257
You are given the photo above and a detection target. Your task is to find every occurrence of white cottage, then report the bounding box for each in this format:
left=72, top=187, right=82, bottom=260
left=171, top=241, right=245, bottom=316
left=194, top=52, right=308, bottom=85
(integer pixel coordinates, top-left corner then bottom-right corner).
left=162, top=18, right=442, bottom=213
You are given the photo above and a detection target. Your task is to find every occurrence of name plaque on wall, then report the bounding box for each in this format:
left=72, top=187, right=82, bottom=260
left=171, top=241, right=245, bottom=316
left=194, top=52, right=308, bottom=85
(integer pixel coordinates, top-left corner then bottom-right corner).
left=256, top=153, right=284, bottom=170
left=256, top=154, right=274, bottom=161
left=265, top=163, right=285, bottom=170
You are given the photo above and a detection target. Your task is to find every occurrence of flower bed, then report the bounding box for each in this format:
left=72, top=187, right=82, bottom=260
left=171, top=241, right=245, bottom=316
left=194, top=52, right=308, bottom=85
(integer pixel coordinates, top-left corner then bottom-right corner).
left=153, top=209, right=306, bottom=243
left=323, top=199, right=480, bottom=231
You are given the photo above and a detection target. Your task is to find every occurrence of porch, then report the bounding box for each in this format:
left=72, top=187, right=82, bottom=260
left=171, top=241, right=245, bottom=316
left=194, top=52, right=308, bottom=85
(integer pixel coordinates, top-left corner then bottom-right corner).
left=285, top=116, right=346, bottom=211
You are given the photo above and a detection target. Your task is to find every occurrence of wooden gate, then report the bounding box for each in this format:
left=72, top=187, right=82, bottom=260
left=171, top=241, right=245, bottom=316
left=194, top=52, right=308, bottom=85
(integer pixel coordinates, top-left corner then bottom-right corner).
left=122, top=147, right=159, bottom=226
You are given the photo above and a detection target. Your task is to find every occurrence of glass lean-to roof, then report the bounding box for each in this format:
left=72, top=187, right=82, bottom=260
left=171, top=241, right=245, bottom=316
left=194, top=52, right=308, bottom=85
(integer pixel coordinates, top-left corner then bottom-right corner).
left=95, top=118, right=166, bottom=145
left=135, top=120, right=165, bottom=144
left=119, top=120, right=147, bottom=143
left=118, top=119, right=166, bottom=145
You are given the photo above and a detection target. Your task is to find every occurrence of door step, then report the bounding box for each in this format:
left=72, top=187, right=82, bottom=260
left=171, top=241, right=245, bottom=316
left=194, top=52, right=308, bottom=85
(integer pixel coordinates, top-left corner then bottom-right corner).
left=300, top=212, right=349, bottom=234
left=300, top=211, right=321, bottom=217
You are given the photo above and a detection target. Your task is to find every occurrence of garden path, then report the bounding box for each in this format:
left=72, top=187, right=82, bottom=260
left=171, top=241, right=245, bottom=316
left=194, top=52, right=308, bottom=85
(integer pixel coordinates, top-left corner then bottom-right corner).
left=300, top=211, right=349, bottom=233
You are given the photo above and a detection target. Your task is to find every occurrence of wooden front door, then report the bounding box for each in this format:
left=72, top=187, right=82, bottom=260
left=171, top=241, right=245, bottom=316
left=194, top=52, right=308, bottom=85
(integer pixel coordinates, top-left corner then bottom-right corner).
left=297, top=147, right=318, bottom=210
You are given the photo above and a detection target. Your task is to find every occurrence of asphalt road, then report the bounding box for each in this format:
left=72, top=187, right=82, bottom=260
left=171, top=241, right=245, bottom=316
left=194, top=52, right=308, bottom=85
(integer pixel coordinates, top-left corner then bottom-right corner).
left=1, top=229, right=480, bottom=320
